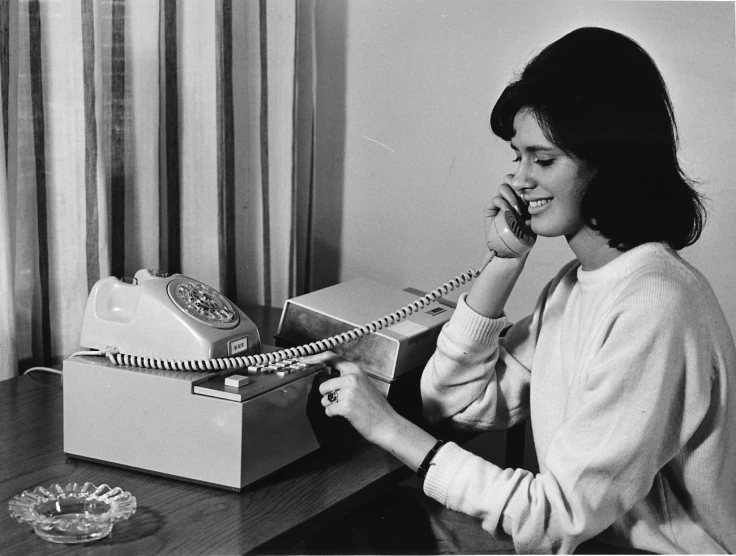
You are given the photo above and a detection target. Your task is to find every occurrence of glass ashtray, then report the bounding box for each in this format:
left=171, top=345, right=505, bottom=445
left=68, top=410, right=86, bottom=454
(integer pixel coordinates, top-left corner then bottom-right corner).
left=8, top=482, right=137, bottom=544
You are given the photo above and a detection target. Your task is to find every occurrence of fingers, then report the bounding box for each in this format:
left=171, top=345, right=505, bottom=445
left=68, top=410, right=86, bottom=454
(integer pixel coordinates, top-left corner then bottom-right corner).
left=491, top=196, right=516, bottom=215
left=486, top=187, right=523, bottom=221
left=318, top=375, right=348, bottom=417
left=483, top=199, right=501, bottom=220
left=321, top=387, right=341, bottom=407
left=318, top=372, right=354, bottom=397
left=319, top=376, right=340, bottom=397
left=298, top=351, right=338, bottom=365
left=299, top=351, right=363, bottom=378
left=323, top=399, right=342, bottom=418
left=498, top=183, right=525, bottom=214
left=317, top=372, right=372, bottom=409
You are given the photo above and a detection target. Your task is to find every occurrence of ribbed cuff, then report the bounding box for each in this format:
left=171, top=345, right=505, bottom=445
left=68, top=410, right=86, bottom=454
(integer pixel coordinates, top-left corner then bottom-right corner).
left=447, top=293, right=509, bottom=347
left=422, top=441, right=471, bottom=506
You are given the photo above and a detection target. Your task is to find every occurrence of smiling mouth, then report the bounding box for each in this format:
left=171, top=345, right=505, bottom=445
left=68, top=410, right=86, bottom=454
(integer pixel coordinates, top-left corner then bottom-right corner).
left=526, top=198, right=551, bottom=216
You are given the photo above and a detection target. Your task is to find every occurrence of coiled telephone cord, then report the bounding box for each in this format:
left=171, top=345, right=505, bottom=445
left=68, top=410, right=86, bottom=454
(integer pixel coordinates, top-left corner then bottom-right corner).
left=106, top=253, right=496, bottom=372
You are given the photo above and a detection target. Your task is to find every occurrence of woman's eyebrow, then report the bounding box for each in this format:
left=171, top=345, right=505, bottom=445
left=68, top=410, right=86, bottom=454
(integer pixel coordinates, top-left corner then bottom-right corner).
left=510, top=141, right=556, bottom=153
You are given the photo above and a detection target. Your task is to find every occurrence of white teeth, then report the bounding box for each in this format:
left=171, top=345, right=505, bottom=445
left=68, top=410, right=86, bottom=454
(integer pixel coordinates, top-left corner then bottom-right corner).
left=529, top=199, right=550, bottom=208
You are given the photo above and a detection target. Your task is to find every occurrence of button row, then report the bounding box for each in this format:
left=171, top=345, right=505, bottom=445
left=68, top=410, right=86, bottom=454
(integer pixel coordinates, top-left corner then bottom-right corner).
left=223, top=359, right=316, bottom=389
left=246, top=359, right=309, bottom=377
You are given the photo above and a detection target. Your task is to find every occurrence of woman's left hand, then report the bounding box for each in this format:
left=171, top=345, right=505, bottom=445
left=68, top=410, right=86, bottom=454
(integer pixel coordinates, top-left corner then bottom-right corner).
left=299, top=351, right=401, bottom=447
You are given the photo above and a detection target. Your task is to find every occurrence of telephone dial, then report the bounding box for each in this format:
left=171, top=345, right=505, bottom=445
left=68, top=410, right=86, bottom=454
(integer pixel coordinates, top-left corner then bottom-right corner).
left=63, top=207, right=535, bottom=490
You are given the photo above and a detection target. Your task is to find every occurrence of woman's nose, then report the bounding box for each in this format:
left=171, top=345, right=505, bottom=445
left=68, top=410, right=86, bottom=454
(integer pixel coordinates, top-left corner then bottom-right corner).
left=511, top=165, right=532, bottom=191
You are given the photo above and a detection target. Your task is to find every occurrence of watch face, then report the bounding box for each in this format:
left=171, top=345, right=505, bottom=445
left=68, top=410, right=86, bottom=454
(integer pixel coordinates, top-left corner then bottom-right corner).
left=167, top=277, right=240, bottom=329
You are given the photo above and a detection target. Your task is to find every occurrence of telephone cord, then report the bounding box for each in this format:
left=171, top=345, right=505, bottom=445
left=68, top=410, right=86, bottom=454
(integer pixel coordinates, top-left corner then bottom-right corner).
left=105, top=252, right=497, bottom=372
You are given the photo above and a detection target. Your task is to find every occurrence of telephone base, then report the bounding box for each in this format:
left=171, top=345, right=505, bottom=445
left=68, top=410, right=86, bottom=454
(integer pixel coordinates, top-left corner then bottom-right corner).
left=63, top=354, right=342, bottom=491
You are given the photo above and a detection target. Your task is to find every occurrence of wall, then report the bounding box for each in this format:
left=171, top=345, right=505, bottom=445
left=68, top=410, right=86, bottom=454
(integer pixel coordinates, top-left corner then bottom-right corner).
left=312, top=0, right=736, bottom=337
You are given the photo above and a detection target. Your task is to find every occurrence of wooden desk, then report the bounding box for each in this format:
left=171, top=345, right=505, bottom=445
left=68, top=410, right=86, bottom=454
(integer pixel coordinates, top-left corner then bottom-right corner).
left=0, top=306, right=417, bottom=555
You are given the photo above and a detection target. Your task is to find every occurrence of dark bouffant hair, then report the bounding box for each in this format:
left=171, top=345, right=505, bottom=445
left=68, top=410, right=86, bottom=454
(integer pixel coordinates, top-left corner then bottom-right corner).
left=490, top=27, right=706, bottom=251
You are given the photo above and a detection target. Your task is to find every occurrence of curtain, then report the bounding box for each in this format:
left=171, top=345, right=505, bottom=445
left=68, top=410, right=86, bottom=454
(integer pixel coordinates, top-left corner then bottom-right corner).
left=0, top=0, right=317, bottom=380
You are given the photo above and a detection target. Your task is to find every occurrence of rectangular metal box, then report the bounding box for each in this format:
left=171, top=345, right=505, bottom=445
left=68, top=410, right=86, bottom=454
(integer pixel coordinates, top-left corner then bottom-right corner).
left=276, top=278, right=454, bottom=383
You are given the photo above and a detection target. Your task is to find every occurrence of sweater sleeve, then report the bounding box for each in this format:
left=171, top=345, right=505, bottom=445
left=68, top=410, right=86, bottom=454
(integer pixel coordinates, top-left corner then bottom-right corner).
left=422, top=274, right=714, bottom=554
left=421, top=266, right=562, bottom=430
left=420, top=292, right=536, bottom=431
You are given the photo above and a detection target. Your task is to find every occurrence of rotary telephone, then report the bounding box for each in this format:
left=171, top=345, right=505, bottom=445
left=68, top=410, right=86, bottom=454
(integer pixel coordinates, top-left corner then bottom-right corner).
left=78, top=207, right=535, bottom=371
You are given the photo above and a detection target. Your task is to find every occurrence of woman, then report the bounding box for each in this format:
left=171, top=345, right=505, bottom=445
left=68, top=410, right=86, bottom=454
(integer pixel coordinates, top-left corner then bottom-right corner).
left=305, top=27, right=736, bottom=554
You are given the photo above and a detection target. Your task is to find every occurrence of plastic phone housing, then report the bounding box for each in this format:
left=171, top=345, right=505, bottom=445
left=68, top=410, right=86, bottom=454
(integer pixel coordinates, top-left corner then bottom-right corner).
left=488, top=208, right=536, bottom=258
left=79, top=272, right=261, bottom=361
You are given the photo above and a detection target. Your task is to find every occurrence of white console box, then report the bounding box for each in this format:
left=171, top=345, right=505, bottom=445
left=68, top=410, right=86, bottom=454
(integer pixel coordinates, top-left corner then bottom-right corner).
left=63, top=356, right=328, bottom=491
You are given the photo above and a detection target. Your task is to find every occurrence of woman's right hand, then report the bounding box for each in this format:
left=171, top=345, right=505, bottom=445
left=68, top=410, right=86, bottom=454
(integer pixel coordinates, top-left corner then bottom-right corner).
left=300, top=351, right=402, bottom=447
left=484, top=173, right=528, bottom=237
left=468, top=174, right=530, bottom=317
left=483, top=174, right=533, bottom=260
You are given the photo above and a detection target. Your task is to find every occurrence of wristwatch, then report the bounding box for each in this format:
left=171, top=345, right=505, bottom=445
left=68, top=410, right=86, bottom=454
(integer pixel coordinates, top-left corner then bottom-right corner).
left=417, top=439, right=445, bottom=480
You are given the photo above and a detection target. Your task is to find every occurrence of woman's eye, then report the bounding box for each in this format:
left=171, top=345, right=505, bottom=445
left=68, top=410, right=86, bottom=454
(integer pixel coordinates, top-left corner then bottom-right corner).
left=536, top=159, right=555, bottom=167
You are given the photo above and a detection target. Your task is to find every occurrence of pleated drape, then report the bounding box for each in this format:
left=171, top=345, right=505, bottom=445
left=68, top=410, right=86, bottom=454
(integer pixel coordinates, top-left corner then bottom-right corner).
left=0, top=0, right=316, bottom=379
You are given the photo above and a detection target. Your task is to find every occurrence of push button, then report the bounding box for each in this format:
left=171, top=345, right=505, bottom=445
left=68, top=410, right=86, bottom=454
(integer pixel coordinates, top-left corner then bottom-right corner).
left=225, top=374, right=250, bottom=388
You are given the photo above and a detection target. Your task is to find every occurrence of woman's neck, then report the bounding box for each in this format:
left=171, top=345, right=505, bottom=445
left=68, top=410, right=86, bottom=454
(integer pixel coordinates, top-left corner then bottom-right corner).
left=566, top=227, right=624, bottom=271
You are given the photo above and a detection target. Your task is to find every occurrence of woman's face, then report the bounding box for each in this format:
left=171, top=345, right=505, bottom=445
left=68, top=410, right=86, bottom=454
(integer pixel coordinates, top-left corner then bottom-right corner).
left=509, top=108, right=593, bottom=239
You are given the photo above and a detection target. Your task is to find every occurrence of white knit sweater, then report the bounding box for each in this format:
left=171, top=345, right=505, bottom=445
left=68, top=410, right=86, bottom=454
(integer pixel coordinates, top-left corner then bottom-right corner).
left=420, top=242, right=736, bottom=554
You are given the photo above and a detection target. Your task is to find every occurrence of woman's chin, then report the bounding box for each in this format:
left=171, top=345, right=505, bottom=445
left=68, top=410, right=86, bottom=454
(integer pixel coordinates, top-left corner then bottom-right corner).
left=527, top=218, right=563, bottom=239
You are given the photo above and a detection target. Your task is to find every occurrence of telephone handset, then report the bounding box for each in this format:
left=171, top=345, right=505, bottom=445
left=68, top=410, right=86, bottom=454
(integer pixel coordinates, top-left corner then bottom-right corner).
left=486, top=206, right=536, bottom=258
